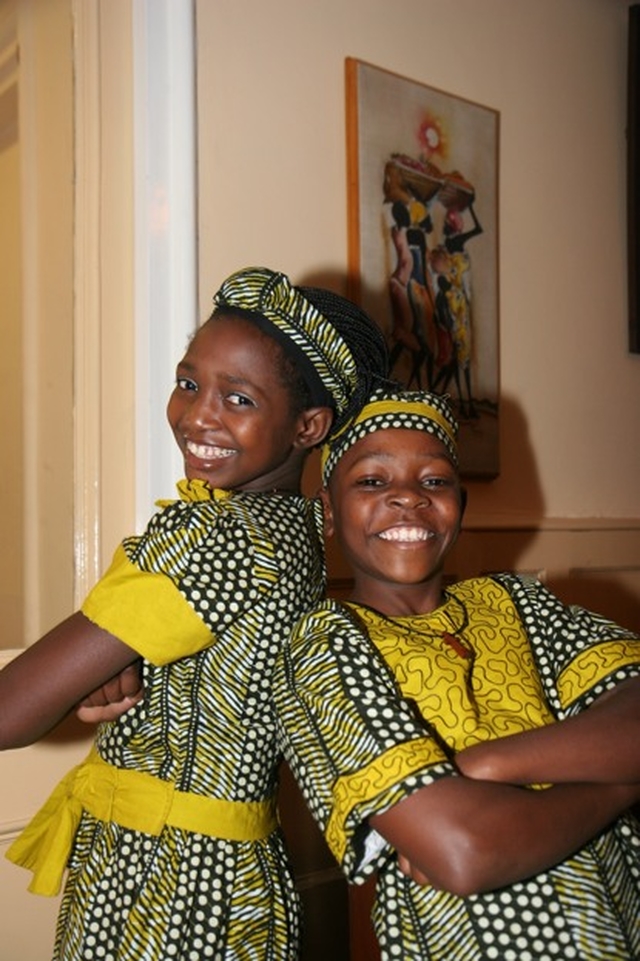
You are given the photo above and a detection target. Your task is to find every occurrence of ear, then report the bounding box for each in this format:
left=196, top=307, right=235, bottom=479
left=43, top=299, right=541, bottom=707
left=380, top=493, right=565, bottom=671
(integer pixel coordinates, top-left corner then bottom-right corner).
left=293, top=407, right=334, bottom=450
left=318, top=487, right=335, bottom=538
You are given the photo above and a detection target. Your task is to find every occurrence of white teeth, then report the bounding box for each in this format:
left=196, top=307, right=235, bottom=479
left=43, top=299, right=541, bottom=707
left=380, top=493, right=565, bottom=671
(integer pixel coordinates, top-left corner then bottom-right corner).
left=379, top=527, right=433, bottom=542
left=186, top=440, right=234, bottom=460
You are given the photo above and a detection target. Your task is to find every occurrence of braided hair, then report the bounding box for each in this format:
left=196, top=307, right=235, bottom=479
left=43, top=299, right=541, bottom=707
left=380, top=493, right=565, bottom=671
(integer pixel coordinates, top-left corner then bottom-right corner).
left=298, top=286, right=391, bottom=438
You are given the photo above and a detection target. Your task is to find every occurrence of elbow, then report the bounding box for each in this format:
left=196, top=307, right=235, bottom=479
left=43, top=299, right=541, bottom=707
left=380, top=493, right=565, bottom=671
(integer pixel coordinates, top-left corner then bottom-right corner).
left=416, top=829, right=505, bottom=898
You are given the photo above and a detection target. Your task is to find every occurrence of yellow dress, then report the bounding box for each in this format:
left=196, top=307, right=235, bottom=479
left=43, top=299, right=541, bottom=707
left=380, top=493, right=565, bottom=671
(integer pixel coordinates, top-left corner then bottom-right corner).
left=9, top=479, right=326, bottom=960
left=275, top=575, right=640, bottom=960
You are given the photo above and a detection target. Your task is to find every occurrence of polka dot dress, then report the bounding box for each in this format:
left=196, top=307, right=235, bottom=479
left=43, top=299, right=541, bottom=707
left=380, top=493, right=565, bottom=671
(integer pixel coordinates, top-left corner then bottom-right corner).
left=275, top=576, right=640, bottom=960
left=54, top=482, right=326, bottom=960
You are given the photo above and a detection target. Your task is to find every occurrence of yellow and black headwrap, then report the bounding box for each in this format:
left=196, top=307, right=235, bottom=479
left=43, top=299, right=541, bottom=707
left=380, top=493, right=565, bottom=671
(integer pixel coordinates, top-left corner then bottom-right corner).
left=321, top=387, right=459, bottom=484
left=213, top=267, right=360, bottom=419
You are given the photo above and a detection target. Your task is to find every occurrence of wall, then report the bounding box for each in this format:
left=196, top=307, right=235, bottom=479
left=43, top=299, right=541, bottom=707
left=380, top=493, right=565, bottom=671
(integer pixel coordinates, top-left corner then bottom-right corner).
left=0, top=0, right=90, bottom=953
left=0, top=17, right=22, bottom=645
left=196, top=0, right=640, bottom=632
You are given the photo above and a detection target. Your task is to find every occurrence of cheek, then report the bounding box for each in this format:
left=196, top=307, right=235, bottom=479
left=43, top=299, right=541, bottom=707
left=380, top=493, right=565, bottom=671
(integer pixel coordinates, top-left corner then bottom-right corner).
left=166, top=392, right=184, bottom=429
left=441, top=500, right=463, bottom=535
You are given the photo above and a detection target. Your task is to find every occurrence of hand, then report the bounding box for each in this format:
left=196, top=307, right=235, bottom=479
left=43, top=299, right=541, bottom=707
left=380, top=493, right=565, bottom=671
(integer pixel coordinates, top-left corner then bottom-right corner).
left=397, top=854, right=432, bottom=886
left=76, top=662, right=144, bottom=723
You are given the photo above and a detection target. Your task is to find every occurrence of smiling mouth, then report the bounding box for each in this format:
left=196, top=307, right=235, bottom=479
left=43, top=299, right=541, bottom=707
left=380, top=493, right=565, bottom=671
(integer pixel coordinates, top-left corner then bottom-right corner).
left=186, top=440, right=235, bottom=460
left=378, top=526, right=434, bottom=543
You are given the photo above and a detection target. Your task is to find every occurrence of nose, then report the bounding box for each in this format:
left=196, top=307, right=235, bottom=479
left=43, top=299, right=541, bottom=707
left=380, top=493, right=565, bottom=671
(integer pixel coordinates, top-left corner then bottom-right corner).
left=388, top=484, right=431, bottom=508
left=177, top=389, right=222, bottom=431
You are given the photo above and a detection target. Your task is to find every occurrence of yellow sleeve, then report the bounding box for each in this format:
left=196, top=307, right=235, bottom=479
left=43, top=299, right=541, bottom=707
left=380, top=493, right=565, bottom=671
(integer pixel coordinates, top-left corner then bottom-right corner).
left=81, top=544, right=213, bottom=665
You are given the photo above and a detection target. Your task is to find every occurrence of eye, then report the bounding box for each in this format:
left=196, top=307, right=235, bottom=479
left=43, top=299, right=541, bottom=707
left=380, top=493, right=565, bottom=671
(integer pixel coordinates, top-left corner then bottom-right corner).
left=226, top=391, right=256, bottom=408
left=355, top=475, right=385, bottom=488
left=422, top=475, right=454, bottom=490
left=176, top=376, right=197, bottom=391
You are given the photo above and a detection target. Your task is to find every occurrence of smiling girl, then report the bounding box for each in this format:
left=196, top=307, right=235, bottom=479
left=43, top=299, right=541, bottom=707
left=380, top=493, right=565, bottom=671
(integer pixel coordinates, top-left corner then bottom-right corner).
left=275, top=387, right=640, bottom=960
left=0, top=266, right=388, bottom=960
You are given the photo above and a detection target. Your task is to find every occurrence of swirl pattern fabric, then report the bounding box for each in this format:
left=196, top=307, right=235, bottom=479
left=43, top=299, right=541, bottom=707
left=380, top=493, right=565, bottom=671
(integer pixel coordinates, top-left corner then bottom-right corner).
left=275, top=576, right=640, bottom=960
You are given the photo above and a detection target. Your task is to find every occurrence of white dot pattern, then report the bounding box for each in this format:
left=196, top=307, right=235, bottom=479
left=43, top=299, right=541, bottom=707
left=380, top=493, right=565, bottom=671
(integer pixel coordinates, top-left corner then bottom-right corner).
left=53, top=488, right=324, bottom=959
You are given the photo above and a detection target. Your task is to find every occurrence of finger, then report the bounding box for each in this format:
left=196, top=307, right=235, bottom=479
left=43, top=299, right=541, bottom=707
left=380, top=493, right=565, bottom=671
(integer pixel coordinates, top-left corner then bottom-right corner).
left=118, top=662, right=144, bottom=698
left=77, top=688, right=109, bottom=709
left=397, top=855, right=431, bottom=886
left=76, top=692, right=144, bottom=724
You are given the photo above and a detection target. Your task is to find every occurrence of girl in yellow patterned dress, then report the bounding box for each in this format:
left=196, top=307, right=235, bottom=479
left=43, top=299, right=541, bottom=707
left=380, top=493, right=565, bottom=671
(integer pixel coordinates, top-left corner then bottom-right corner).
left=0, top=267, right=388, bottom=960
left=275, top=387, right=640, bottom=960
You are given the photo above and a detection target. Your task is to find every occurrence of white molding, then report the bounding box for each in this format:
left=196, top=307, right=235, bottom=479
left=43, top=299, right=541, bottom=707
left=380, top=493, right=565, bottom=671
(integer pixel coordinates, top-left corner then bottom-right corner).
left=17, top=0, right=41, bottom=643
left=0, top=649, right=22, bottom=670
left=72, top=0, right=102, bottom=600
left=72, top=0, right=197, bottom=605
left=132, top=0, right=197, bottom=528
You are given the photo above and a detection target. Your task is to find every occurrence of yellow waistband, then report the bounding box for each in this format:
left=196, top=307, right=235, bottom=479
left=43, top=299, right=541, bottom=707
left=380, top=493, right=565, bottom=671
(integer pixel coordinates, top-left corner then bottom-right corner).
left=6, top=750, right=278, bottom=896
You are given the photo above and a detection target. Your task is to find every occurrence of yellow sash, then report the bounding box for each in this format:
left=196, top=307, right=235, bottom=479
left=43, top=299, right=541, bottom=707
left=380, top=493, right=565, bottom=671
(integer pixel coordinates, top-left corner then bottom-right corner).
left=6, top=750, right=278, bottom=896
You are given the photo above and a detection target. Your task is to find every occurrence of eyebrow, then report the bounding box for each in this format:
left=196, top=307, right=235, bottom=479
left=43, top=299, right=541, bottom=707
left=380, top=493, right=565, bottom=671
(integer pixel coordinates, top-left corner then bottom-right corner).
left=176, top=359, right=252, bottom=386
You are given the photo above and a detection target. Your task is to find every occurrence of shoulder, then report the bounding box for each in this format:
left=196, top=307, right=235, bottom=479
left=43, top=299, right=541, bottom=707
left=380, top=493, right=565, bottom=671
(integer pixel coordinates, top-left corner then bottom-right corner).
left=291, top=597, right=355, bottom=632
left=287, top=598, right=372, bottom=652
left=234, top=491, right=319, bottom=527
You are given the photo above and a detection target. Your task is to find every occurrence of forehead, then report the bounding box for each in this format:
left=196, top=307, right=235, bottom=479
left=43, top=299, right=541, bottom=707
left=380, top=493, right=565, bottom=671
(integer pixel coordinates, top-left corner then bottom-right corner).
left=181, top=314, right=283, bottom=367
left=191, top=313, right=276, bottom=349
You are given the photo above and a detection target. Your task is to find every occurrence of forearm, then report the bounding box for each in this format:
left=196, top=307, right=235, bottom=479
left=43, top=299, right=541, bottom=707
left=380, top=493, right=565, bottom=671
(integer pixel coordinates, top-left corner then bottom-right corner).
left=372, top=775, right=639, bottom=897
left=0, top=612, right=139, bottom=749
left=457, top=677, right=640, bottom=786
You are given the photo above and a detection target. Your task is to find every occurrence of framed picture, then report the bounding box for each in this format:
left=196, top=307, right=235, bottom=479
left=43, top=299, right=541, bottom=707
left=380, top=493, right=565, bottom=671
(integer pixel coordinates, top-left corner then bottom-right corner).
left=346, top=58, right=500, bottom=478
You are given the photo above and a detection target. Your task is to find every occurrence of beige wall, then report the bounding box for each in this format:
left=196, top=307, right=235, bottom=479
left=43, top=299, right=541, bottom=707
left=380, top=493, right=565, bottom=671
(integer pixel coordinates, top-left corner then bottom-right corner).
left=0, top=131, right=23, bottom=642
left=196, top=0, right=640, bottom=631
left=0, top=0, right=75, bottom=651
left=196, top=0, right=640, bottom=524
left=0, top=0, right=87, bottom=953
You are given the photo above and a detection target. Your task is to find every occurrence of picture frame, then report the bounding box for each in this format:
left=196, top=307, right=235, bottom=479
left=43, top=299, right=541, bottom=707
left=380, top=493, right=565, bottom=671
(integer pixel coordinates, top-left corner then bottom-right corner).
left=346, top=58, right=500, bottom=478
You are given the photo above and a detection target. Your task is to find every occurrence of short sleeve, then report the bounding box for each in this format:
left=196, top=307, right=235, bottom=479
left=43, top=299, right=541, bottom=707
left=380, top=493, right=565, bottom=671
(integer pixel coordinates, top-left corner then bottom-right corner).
left=494, top=574, right=640, bottom=716
left=81, top=487, right=288, bottom=665
left=274, top=601, right=456, bottom=882
left=82, top=544, right=213, bottom=664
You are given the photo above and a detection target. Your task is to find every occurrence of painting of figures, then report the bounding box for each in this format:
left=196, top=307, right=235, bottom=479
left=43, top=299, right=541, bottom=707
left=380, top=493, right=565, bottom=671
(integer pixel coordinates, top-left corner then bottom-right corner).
left=346, top=59, right=500, bottom=477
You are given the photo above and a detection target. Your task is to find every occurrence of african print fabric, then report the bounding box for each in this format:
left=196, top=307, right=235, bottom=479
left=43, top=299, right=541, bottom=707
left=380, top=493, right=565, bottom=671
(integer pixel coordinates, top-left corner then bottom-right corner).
left=39, top=480, right=325, bottom=960
left=320, top=387, right=459, bottom=483
left=274, top=575, right=640, bottom=960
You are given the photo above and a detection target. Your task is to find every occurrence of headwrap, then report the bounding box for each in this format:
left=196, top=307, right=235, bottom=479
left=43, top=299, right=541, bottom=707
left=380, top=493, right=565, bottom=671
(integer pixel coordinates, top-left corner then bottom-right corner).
left=213, top=267, right=359, bottom=417
left=321, top=388, right=459, bottom=484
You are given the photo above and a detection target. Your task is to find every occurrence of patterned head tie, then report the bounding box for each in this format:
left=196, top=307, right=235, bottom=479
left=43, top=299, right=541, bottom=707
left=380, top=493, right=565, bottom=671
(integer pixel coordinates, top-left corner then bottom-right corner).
left=320, top=387, right=459, bottom=484
left=213, top=267, right=360, bottom=420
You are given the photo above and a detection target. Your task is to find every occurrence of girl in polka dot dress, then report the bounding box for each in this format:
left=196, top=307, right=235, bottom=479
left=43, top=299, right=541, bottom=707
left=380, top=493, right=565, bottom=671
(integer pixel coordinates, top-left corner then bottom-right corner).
left=275, top=387, right=640, bottom=960
left=0, top=267, right=388, bottom=960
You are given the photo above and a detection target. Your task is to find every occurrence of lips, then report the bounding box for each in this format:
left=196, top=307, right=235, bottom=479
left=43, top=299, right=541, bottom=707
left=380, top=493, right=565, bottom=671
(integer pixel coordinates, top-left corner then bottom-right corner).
left=378, top=526, right=434, bottom=543
left=185, top=440, right=235, bottom=460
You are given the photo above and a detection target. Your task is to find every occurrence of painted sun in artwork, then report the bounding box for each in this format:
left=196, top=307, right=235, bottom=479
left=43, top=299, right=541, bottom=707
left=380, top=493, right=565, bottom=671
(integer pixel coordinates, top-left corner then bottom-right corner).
left=417, top=113, right=448, bottom=163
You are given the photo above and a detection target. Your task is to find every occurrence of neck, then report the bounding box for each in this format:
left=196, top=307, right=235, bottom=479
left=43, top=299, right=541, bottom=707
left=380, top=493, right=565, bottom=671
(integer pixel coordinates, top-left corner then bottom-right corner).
left=238, top=455, right=306, bottom=495
left=349, top=577, right=445, bottom=618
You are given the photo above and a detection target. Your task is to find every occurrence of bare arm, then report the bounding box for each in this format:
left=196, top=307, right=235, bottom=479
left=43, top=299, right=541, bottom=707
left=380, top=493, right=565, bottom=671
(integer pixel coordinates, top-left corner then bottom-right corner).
left=372, top=773, right=640, bottom=897
left=456, top=677, right=640, bottom=786
left=0, top=612, right=140, bottom=749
